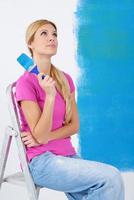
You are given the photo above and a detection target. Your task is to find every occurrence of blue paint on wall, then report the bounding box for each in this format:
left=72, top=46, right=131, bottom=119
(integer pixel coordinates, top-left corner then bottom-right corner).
left=75, top=1, right=134, bottom=170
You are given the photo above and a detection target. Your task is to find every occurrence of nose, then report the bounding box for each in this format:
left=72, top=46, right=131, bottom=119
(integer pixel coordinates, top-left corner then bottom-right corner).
left=48, top=34, right=55, bottom=42
left=49, top=38, right=54, bottom=42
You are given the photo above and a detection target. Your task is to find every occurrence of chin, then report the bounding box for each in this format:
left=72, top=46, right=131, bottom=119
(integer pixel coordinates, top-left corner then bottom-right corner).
left=39, top=49, right=57, bottom=57
left=48, top=51, right=57, bottom=56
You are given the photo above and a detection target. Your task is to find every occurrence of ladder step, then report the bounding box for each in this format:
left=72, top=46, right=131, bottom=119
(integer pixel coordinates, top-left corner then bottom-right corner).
left=3, top=172, right=25, bottom=187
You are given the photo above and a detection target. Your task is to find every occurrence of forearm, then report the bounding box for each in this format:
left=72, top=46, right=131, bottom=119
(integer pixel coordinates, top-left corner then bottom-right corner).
left=33, top=95, right=55, bottom=143
left=49, top=122, right=79, bottom=141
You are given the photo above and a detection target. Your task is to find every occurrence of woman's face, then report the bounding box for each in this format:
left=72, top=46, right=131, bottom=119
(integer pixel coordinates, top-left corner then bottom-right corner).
left=29, top=23, right=58, bottom=57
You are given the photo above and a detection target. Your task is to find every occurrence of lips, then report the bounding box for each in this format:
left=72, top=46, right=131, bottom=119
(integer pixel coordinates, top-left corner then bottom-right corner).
left=47, top=44, right=56, bottom=47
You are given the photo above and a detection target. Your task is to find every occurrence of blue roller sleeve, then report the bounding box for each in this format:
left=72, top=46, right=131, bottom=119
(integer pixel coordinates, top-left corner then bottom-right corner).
left=17, top=53, right=45, bottom=79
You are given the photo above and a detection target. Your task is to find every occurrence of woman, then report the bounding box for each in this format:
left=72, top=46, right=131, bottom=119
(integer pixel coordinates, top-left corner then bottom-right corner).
left=16, top=19, right=124, bottom=200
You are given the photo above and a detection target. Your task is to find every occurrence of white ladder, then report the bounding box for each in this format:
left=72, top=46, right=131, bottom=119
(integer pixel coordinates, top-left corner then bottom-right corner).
left=0, top=82, right=40, bottom=200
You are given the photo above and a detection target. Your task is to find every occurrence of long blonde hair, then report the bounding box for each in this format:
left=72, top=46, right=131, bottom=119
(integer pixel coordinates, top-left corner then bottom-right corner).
left=25, top=19, right=72, bottom=125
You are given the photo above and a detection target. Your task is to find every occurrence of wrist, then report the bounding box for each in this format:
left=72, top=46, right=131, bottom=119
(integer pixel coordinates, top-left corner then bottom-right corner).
left=46, top=94, right=56, bottom=101
left=48, top=131, right=55, bottom=141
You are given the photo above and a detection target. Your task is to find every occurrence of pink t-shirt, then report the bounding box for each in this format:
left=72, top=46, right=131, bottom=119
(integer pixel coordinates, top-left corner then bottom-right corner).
left=16, top=71, right=76, bottom=162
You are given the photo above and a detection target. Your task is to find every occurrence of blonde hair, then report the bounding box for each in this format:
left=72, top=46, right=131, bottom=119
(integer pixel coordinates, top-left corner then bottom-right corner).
left=26, top=19, right=72, bottom=125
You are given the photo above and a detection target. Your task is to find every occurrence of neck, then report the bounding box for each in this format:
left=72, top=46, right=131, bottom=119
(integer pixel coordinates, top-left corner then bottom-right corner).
left=33, top=54, right=52, bottom=75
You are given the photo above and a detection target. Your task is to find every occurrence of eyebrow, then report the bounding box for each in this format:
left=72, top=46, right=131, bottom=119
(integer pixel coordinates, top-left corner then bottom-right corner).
left=40, top=29, right=57, bottom=33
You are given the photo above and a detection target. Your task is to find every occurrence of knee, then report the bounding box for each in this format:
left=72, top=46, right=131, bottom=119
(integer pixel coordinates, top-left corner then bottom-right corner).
left=105, top=166, right=124, bottom=196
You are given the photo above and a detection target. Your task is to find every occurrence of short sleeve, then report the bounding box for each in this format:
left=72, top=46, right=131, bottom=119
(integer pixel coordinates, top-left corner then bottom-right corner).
left=16, top=75, right=37, bottom=102
left=64, top=72, right=75, bottom=93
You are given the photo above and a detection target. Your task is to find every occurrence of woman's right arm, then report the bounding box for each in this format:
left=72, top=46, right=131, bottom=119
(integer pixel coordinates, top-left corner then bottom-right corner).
left=20, top=74, right=56, bottom=144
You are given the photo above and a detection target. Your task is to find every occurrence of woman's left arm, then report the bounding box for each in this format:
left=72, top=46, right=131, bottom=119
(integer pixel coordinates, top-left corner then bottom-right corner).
left=49, top=91, right=79, bottom=141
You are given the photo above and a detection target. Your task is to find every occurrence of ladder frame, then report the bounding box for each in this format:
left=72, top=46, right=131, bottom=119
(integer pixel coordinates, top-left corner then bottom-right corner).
left=0, top=82, right=40, bottom=200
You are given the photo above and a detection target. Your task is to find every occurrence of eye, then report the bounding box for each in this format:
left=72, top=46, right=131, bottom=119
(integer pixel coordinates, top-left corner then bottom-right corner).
left=53, top=32, right=57, bottom=37
left=41, top=31, right=47, bottom=36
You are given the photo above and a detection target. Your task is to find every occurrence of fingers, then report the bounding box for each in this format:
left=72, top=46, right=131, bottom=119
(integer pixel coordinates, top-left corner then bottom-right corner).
left=21, top=134, right=31, bottom=142
left=27, top=143, right=36, bottom=148
left=38, top=74, right=55, bottom=85
left=21, top=132, right=33, bottom=144
left=21, top=132, right=39, bottom=147
left=38, top=73, right=47, bottom=81
left=21, top=131, right=30, bottom=137
left=23, top=139, right=33, bottom=145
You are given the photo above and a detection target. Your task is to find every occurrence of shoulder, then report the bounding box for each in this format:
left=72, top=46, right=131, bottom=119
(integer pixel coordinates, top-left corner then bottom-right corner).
left=63, top=71, right=74, bottom=83
left=15, top=72, right=38, bottom=101
left=16, top=72, right=38, bottom=95
left=16, top=71, right=36, bottom=85
left=16, top=72, right=38, bottom=91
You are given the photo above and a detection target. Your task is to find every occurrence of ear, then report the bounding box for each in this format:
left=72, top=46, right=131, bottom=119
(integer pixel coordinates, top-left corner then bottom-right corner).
left=28, top=43, right=33, bottom=49
left=28, top=40, right=35, bottom=49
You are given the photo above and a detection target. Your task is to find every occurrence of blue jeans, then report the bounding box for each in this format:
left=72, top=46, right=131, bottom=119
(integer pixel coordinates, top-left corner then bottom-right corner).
left=29, top=151, right=124, bottom=200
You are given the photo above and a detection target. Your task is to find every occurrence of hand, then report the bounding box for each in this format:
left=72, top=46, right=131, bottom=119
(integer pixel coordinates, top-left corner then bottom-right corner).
left=21, top=132, right=41, bottom=147
left=37, top=73, right=56, bottom=97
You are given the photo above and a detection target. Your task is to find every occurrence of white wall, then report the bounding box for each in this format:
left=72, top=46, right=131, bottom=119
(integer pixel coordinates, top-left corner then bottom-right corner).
left=0, top=1, right=79, bottom=199
left=0, top=0, right=133, bottom=199
left=0, top=0, right=79, bottom=154
left=0, top=0, right=79, bottom=128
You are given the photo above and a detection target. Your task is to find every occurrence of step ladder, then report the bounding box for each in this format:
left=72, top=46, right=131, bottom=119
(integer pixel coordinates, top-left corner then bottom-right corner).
left=0, top=82, right=40, bottom=200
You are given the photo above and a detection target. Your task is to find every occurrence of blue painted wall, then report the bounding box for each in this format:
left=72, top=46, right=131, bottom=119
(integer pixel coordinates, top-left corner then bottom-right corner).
left=75, top=1, right=134, bottom=170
